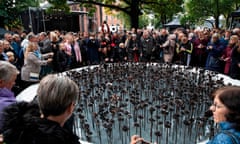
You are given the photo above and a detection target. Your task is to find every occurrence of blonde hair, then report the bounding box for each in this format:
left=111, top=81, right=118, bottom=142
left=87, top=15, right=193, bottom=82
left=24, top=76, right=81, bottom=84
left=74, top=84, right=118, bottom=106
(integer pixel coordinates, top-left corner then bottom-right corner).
left=50, top=31, right=59, bottom=42
left=24, top=42, right=37, bottom=59
left=230, top=35, right=239, bottom=43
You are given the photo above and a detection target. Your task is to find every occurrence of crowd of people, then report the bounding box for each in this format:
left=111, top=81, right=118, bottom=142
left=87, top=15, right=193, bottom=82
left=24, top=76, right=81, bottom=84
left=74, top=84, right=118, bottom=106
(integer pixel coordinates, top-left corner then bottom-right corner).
left=0, top=25, right=240, bottom=144
left=1, top=27, right=240, bottom=93
left=1, top=61, right=240, bottom=144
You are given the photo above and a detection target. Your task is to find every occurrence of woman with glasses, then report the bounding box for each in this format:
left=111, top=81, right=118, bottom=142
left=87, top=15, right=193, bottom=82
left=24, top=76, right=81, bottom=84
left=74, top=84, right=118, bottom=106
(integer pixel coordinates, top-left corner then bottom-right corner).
left=207, top=86, right=240, bottom=144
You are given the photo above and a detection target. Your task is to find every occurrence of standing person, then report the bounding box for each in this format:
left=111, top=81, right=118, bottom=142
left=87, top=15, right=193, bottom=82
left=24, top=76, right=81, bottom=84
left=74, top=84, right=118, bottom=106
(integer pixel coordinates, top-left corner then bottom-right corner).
left=99, top=33, right=111, bottom=62
left=87, top=33, right=100, bottom=64
left=53, top=42, right=69, bottom=72
left=21, top=43, right=52, bottom=89
left=140, top=30, right=155, bottom=62
left=176, top=34, right=193, bottom=66
left=11, top=34, right=22, bottom=69
left=205, top=33, right=226, bottom=73
left=38, top=32, right=51, bottom=54
left=0, top=40, right=8, bottom=61
left=72, top=33, right=82, bottom=68
left=192, top=31, right=208, bottom=67
left=110, top=32, right=121, bottom=62
left=118, top=43, right=127, bottom=62
left=0, top=61, right=19, bottom=133
left=3, top=40, right=17, bottom=64
left=50, top=31, right=61, bottom=72
left=2, top=74, right=80, bottom=144
left=229, top=39, right=240, bottom=79
left=126, top=33, right=140, bottom=62
left=221, top=35, right=239, bottom=75
left=80, top=32, right=90, bottom=65
left=160, top=34, right=176, bottom=63
left=157, top=28, right=169, bottom=62
left=101, top=20, right=110, bottom=34
left=207, top=86, right=240, bottom=144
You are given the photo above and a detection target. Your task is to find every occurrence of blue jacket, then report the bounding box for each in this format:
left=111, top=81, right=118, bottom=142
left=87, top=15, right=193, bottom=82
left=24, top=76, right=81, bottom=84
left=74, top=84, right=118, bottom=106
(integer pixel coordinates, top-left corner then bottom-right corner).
left=207, top=122, right=240, bottom=144
left=205, top=40, right=226, bottom=72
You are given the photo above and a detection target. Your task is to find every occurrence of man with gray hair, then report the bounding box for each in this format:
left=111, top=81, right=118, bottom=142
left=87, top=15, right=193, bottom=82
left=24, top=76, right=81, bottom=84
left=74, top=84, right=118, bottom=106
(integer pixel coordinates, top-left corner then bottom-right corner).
left=0, top=61, right=19, bottom=132
left=38, top=32, right=51, bottom=54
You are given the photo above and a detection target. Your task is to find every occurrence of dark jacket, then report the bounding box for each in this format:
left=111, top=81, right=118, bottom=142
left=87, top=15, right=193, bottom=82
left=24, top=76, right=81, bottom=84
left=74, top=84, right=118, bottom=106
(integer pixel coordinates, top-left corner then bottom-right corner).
left=2, top=102, right=80, bottom=144
left=230, top=45, right=240, bottom=79
left=205, top=40, right=225, bottom=73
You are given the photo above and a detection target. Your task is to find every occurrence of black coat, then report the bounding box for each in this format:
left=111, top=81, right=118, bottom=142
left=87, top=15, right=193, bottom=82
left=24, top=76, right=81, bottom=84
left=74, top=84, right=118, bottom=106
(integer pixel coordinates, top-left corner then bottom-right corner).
left=2, top=102, right=80, bottom=144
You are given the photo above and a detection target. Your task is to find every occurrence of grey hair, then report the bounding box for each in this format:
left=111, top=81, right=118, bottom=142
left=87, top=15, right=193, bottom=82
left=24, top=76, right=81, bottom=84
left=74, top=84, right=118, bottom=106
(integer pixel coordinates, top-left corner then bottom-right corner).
left=0, top=40, right=3, bottom=47
left=0, top=61, right=19, bottom=82
left=37, top=74, right=79, bottom=116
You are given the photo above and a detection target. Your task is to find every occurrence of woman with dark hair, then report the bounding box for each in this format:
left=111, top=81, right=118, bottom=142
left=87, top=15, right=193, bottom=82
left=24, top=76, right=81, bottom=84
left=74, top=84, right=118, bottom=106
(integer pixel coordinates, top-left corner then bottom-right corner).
left=207, top=86, right=240, bottom=144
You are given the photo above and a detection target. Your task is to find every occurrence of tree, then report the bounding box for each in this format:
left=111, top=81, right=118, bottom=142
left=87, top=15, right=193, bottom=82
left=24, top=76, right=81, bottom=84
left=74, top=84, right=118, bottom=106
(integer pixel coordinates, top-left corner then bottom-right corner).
left=147, top=0, right=184, bottom=27
left=0, top=0, right=39, bottom=28
left=185, top=0, right=238, bottom=28
left=48, top=0, right=184, bottom=29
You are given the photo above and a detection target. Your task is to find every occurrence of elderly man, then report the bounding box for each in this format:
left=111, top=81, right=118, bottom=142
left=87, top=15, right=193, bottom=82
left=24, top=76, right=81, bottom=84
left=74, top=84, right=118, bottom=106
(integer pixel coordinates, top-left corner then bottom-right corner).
left=0, top=41, right=8, bottom=61
left=0, top=61, right=19, bottom=132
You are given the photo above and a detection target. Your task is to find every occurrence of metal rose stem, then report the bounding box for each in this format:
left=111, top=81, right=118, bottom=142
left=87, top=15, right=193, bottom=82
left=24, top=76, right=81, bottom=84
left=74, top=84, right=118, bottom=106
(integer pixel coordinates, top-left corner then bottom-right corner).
left=65, top=63, right=228, bottom=143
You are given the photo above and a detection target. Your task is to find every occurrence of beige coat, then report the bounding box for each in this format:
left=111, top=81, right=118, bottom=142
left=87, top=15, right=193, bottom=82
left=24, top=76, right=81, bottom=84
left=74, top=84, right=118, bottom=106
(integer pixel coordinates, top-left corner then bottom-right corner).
left=21, top=52, right=48, bottom=82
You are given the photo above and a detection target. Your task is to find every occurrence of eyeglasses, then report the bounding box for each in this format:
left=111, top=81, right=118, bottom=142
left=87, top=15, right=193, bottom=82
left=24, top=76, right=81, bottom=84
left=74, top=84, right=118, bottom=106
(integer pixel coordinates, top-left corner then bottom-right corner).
left=211, top=103, right=225, bottom=111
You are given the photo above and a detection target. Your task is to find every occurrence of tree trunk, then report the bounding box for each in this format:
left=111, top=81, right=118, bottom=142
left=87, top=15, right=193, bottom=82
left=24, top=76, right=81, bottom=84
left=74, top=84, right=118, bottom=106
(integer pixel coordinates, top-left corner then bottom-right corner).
left=130, top=0, right=140, bottom=29
left=130, top=12, right=139, bottom=29
left=215, top=0, right=220, bottom=28
left=225, top=14, right=230, bottom=29
left=0, top=16, right=4, bottom=27
left=214, top=15, right=220, bottom=29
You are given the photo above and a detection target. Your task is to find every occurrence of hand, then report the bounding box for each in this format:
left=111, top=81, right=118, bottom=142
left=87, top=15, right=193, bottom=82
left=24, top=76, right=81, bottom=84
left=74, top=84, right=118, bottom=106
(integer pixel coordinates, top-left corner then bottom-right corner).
left=66, top=51, right=72, bottom=56
left=198, top=44, right=202, bottom=48
left=47, top=58, right=53, bottom=63
left=130, top=135, right=143, bottom=144
left=224, top=57, right=230, bottom=61
left=238, top=63, right=240, bottom=68
left=49, top=52, right=54, bottom=57
left=207, top=46, right=213, bottom=50
left=180, top=47, right=186, bottom=51
left=0, top=134, right=3, bottom=143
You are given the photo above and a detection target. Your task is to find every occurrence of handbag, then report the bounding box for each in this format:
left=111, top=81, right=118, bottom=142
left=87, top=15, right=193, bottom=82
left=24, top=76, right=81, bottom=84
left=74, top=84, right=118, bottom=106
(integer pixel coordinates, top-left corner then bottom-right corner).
left=29, top=72, right=39, bottom=81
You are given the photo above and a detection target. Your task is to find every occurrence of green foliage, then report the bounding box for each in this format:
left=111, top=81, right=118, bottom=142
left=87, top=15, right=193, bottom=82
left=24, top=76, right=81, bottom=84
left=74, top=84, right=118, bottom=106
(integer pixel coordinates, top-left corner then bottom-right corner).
left=70, top=0, right=184, bottom=28
left=145, top=0, right=184, bottom=26
left=0, top=0, right=39, bottom=28
left=139, top=14, right=150, bottom=29
left=185, top=0, right=238, bottom=28
left=114, top=11, right=131, bottom=29
left=80, top=3, right=96, bottom=17
left=47, top=0, right=70, bottom=14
